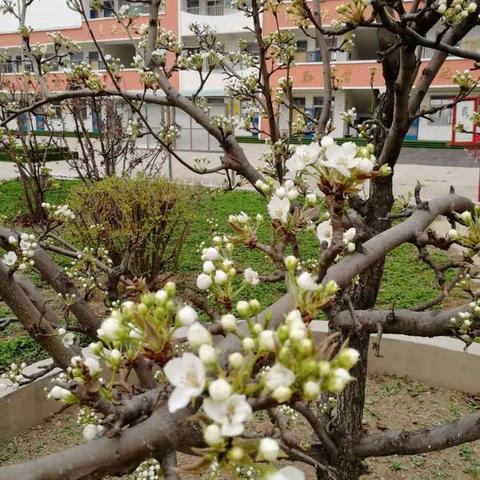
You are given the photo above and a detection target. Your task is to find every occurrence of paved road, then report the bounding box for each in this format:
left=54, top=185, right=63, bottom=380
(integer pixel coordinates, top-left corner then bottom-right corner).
left=0, top=145, right=478, bottom=201
left=398, top=147, right=477, bottom=168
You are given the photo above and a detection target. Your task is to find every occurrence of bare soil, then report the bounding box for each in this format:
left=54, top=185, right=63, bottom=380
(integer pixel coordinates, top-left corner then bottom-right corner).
left=1, top=373, right=480, bottom=479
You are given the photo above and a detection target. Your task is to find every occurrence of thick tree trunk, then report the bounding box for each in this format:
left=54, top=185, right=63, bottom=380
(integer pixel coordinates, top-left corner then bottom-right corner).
left=318, top=38, right=399, bottom=475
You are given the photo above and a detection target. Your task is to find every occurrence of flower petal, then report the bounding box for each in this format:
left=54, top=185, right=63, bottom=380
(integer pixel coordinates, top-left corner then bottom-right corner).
left=168, top=387, right=191, bottom=413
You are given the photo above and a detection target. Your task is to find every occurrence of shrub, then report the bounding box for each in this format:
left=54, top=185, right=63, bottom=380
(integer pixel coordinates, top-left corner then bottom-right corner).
left=70, top=175, right=197, bottom=294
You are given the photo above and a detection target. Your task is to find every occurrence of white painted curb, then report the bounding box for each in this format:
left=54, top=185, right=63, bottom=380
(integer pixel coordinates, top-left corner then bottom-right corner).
left=1, top=325, right=479, bottom=442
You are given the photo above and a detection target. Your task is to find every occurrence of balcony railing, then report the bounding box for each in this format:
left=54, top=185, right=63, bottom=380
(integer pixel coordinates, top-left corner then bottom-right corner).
left=294, top=50, right=323, bottom=63
left=183, top=0, right=249, bottom=15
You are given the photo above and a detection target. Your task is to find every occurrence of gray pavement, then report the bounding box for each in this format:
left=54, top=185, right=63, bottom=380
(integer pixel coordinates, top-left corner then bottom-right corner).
left=0, top=145, right=478, bottom=201
left=398, top=147, right=477, bottom=168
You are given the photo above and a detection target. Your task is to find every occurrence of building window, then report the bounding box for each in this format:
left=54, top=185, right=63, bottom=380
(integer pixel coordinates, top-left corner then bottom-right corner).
left=89, top=51, right=106, bottom=70
left=295, top=41, right=308, bottom=63
left=70, top=52, right=85, bottom=66
left=0, top=57, right=14, bottom=74
left=429, top=96, right=453, bottom=125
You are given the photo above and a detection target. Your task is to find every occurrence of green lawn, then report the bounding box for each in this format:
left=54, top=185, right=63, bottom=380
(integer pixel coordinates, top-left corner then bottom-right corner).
left=0, top=179, right=458, bottom=370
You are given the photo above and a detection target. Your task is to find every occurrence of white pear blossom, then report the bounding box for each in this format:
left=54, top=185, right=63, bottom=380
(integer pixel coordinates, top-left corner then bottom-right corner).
left=319, top=142, right=361, bottom=177
left=8, top=236, right=17, bottom=245
left=296, top=272, right=318, bottom=292
left=203, top=394, right=252, bottom=436
left=267, top=466, right=306, bottom=480
left=321, top=136, right=335, bottom=148
left=244, top=268, right=260, bottom=286
left=197, top=273, right=213, bottom=290
left=316, top=222, right=332, bottom=245
left=177, top=305, right=198, bottom=326
left=265, top=363, right=295, bottom=390
left=2, top=251, right=17, bottom=267
left=343, top=228, right=356, bottom=243
left=98, top=315, right=123, bottom=342
left=286, top=143, right=320, bottom=176
left=164, top=353, right=206, bottom=412
left=61, top=331, right=75, bottom=347
left=237, top=300, right=251, bottom=317
left=268, top=195, right=290, bottom=224
left=47, top=385, right=75, bottom=403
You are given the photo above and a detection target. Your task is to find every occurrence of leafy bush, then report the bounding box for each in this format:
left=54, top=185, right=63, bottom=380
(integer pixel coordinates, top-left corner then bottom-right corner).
left=70, top=175, right=197, bottom=291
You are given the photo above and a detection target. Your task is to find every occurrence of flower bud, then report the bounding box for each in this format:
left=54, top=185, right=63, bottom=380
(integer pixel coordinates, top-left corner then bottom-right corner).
left=272, top=386, right=292, bottom=403
left=221, top=314, right=237, bottom=332
left=259, top=438, right=280, bottom=461
left=460, top=211, right=472, bottom=224
left=187, top=323, right=212, bottom=348
left=249, top=299, right=261, bottom=313
left=164, top=281, right=176, bottom=297
left=299, top=338, right=313, bottom=355
left=336, top=348, right=360, bottom=369
left=378, top=164, right=392, bottom=177
left=203, top=260, right=215, bottom=274
left=209, top=378, right=232, bottom=402
left=318, top=360, right=331, bottom=377
left=447, top=229, right=458, bottom=240
left=259, top=330, right=276, bottom=351
left=325, top=280, right=339, bottom=296
left=305, top=192, right=317, bottom=205
left=228, top=352, right=244, bottom=369
left=199, top=344, right=217, bottom=365
left=284, top=255, right=298, bottom=271
left=197, top=273, right=212, bottom=290
left=109, top=349, right=122, bottom=369
left=228, top=446, right=244, bottom=461
left=214, top=270, right=228, bottom=285
left=204, top=424, right=223, bottom=447
left=177, top=305, right=198, bottom=326
left=237, top=300, right=251, bottom=318
left=242, top=337, right=255, bottom=351
left=303, top=381, right=321, bottom=400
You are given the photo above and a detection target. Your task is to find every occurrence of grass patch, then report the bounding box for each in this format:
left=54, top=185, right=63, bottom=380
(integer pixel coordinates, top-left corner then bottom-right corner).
left=0, top=179, right=459, bottom=369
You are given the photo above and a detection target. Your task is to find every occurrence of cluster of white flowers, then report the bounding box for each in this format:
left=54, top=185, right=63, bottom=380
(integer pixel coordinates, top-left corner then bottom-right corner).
left=316, top=223, right=357, bottom=253
left=341, top=107, right=357, bottom=126
left=0, top=362, right=27, bottom=389
left=447, top=208, right=480, bottom=254
left=132, top=459, right=162, bottom=480
left=266, top=180, right=299, bottom=226
left=42, top=202, right=75, bottom=222
left=450, top=299, right=480, bottom=343
left=436, top=0, right=477, bottom=22
left=196, top=237, right=261, bottom=309
left=2, top=233, right=36, bottom=271
left=337, top=0, right=372, bottom=17
left=126, top=119, right=140, bottom=138
left=214, top=114, right=237, bottom=135
left=158, top=124, right=180, bottom=146
left=453, top=69, right=477, bottom=92
left=283, top=256, right=340, bottom=319
left=162, top=292, right=358, bottom=476
left=57, top=327, right=75, bottom=348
